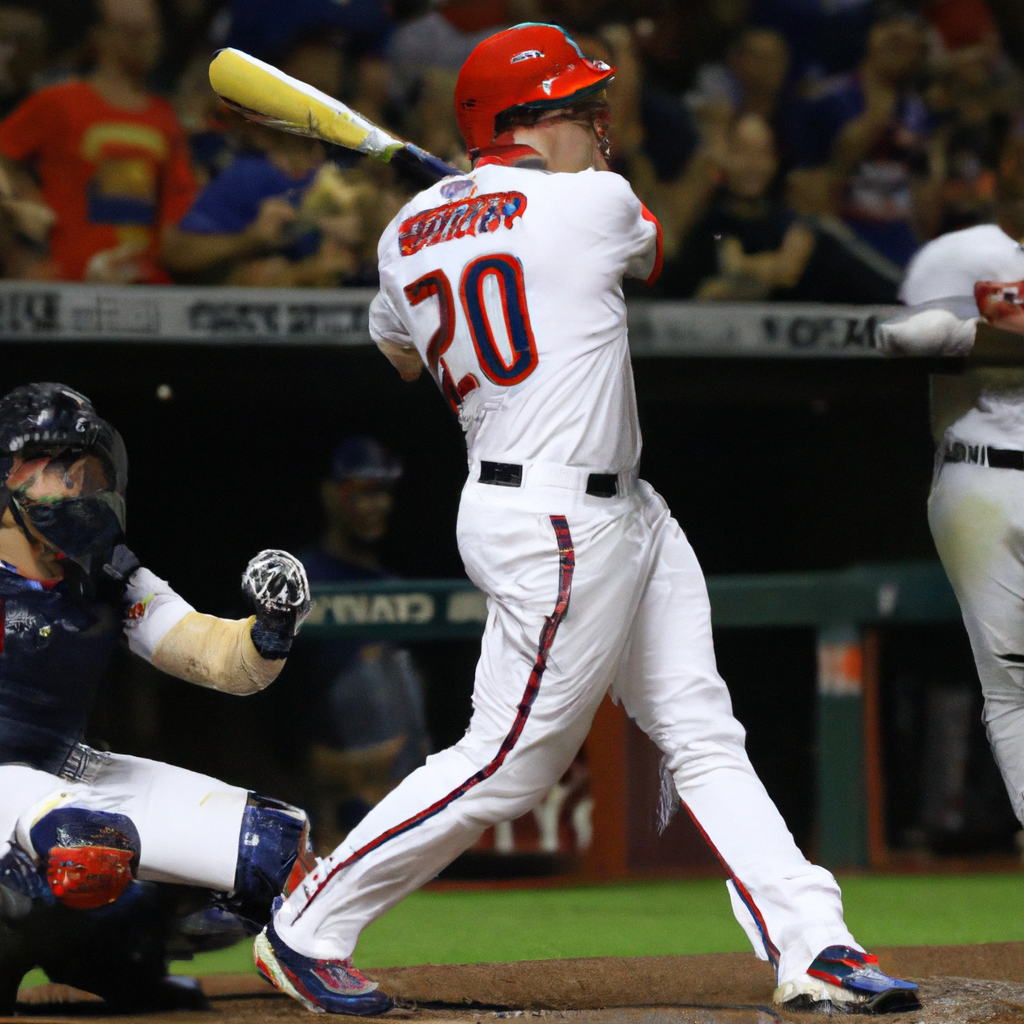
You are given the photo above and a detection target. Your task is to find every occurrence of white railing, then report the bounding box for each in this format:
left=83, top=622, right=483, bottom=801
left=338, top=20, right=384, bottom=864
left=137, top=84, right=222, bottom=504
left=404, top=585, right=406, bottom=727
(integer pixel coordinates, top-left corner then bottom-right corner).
left=0, top=281, right=902, bottom=357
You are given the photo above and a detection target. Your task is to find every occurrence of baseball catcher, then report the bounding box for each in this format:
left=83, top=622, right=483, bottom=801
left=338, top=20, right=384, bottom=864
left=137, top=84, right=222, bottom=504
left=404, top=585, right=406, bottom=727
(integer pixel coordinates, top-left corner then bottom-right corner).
left=0, top=382, right=313, bottom=1011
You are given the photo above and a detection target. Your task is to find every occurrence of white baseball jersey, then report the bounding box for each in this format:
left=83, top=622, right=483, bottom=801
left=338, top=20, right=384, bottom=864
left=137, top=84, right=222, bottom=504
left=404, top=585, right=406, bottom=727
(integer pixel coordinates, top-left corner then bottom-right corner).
left=369, top=164, right=660, bottom=473
left=901, top=223, right=1024, bottom=306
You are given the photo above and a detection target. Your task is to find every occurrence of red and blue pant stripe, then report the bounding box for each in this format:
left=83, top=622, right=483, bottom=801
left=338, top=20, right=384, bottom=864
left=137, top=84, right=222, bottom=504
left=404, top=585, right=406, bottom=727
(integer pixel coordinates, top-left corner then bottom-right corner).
left=294, top=514, right=575, bottom=921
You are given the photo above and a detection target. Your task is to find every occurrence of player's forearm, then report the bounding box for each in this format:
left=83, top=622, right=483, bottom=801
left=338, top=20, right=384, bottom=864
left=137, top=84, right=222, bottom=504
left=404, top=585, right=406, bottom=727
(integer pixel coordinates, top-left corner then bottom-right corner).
left=126, top=551, right=309, bottom=692
left=377, top=339, right=425, bottom=381
left=876, top=306, right=977, bottom=355
left=150, top=611, right=282, bottom=695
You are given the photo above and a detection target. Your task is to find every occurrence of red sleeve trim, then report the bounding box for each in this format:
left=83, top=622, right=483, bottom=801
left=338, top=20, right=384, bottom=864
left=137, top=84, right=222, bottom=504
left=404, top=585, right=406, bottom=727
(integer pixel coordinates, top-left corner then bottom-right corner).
left=640, top=204, right=663, bottom=286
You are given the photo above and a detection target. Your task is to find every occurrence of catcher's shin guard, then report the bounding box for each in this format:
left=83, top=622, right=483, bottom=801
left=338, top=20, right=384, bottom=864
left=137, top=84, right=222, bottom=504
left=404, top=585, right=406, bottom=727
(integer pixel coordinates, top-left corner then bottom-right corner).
left=229, top=794, right=315, bottom=926
left=28, top=808, right=140, bottom=909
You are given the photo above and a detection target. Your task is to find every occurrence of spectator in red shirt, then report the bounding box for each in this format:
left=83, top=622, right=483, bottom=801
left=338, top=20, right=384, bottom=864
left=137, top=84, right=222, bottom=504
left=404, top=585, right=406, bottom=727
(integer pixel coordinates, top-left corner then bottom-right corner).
left=0, top=0, right=196, bottom=283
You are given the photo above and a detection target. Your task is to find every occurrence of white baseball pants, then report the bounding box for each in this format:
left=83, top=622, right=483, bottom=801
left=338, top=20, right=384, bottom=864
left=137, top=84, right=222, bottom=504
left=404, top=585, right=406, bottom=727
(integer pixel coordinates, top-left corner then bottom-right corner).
left=277, top=473, right=858, bottom=985
left=929, top=454, right=1024, bottom=823
left=0, top=750, right=248, bottom=890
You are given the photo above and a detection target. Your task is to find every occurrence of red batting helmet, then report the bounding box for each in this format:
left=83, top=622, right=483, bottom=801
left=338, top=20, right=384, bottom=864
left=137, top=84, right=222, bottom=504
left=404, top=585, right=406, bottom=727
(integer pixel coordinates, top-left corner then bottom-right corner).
left=455, top=23, right=615, bottom=158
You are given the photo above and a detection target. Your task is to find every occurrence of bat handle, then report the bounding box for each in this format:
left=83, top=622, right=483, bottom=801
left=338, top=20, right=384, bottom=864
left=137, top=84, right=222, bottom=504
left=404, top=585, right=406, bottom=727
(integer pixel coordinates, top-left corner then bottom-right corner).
left=391, top=145, right=462, bottom=185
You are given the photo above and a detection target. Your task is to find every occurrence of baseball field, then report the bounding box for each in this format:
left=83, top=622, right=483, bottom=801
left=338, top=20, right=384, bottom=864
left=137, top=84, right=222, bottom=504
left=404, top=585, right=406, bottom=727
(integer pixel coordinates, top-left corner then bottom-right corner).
left=12, top=873, right=1024, bottom=1022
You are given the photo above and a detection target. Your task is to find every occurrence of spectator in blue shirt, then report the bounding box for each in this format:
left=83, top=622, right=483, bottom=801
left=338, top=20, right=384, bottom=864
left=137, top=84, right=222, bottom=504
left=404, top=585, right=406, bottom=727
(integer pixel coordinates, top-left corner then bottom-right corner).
left=160, top=125, right=346, bottom=285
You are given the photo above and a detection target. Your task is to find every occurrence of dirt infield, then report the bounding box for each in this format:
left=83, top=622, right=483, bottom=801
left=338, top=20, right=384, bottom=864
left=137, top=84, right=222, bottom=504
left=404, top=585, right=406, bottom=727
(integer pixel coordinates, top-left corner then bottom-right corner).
left=5, top=943, right=1024, bottom=1023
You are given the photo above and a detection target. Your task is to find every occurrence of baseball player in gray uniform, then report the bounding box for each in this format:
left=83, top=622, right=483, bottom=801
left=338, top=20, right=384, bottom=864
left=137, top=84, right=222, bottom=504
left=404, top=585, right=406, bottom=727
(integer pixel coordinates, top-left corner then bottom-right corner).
left=254, top=24, right=920, bottom=1016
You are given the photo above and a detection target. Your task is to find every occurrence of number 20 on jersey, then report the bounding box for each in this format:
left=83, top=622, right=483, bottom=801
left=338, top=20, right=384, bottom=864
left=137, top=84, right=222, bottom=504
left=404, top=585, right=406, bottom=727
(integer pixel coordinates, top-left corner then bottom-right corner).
left=404, top=253, right=539, bottom=415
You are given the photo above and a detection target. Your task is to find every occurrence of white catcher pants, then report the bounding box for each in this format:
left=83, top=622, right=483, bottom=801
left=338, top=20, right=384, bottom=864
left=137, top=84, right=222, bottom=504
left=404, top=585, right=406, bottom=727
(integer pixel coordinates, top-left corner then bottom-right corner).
left=929, top=452, right=1024, bottom=823
left=277, top=474, right=858, bottom=985
left=0, top=750, right=248, bottom=890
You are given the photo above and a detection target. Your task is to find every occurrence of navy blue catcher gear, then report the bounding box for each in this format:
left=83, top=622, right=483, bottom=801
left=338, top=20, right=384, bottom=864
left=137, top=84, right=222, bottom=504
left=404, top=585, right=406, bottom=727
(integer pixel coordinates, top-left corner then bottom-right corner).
left=28, top=807, right=140, bottom=909
left=0, top=566, right=124, bottom=772
left=0, top=845, right=50, bottom=911
left=228, top=794, right=314, bottom=926
left=0, top=383, right=128, bottom=591
left=0, top=874, right=210, bottom=1014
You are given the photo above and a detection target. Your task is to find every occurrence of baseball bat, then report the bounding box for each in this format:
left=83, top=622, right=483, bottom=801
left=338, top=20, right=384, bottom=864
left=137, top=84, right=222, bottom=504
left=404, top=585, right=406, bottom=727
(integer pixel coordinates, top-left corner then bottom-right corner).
left=208, top=48, right=460, bottom=185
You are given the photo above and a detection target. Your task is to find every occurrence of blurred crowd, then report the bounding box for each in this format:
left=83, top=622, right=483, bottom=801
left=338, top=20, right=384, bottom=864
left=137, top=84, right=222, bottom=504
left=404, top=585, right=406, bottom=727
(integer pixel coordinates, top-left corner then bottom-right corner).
left=1, top=0, right=1024, bottom=300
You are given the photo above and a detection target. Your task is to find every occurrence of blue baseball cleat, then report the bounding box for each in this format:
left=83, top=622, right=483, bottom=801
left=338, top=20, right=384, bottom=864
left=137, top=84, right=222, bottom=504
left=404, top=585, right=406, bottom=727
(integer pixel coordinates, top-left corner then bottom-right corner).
left=254, top=899, right=392, bottom=1016
left=774, top=946, right=921, bottom=1013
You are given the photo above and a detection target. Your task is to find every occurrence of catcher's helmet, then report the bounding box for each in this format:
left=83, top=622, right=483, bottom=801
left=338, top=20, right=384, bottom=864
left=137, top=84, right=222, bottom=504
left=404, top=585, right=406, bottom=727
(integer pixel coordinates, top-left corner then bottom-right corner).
left=0, top=383, right=127, bottom=583
left=455, top=23, right=615, bottom=158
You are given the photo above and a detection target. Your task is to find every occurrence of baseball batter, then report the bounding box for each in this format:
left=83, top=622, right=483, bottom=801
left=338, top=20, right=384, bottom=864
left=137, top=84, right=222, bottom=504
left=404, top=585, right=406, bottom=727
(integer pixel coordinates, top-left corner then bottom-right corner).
left=0, top=383, right=314, bottom=1010
left=877, top=141, right=1024, bottom=835
left=256, top=25, right=919, bottom=1016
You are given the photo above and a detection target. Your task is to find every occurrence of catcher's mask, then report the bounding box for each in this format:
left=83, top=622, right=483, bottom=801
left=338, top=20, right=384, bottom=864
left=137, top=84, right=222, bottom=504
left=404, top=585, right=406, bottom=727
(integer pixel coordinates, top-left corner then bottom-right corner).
left=0, top=383, right=127, bottom=586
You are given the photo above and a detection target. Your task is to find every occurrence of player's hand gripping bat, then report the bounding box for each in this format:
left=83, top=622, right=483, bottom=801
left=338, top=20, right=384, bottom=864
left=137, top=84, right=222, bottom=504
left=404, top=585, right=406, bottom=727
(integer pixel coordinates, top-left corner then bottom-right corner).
left=208, top=48, right=460, bottom=185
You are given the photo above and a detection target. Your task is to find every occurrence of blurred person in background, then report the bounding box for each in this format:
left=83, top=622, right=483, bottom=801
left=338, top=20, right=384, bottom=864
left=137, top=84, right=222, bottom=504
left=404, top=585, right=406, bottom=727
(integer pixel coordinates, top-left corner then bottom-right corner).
left=162, top=126, right=353, bottom=286
left=924, top=0, right=1001, bottom=55
left=748, top=0, right=876, bottom=83
left=0, top=163, right=57, bottom=280
left=0, top=5, right=49, bottom=119
left=388, top=0, right=524, bottom=81
left=287, top=439, right=431, bottom=854
left=925, top=41, right=1023, bottom=235
left=162, top=127, right=401, bottom=286
left=661, top=113, right=902, bottom=302
left=786, top=11, right=941, bottom=268
left=217, top=0, right=392, bottom=64
left=687, top=27, right=792, bottom=164
left=660, top=113, right=813, bottom=299
left=387, top=1, right=544, bottom=168
left=162, top=31, right=404, bottom=286
left=633, top=0, right=749, bottom=96
left=577, top=26, right=716, bottom=270
left=0, top=0, right=196, bottom=283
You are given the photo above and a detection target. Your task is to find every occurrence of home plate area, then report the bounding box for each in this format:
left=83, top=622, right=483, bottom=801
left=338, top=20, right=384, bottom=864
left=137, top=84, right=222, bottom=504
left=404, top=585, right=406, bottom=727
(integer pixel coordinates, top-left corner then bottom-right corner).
left=7, top=944, right=1024, bottom=1024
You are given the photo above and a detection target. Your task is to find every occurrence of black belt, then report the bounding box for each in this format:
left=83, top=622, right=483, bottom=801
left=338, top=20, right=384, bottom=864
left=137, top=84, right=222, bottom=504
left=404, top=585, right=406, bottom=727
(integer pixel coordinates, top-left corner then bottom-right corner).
left=944, top=443, right=1024, bottom=470
left=479, top=461, right=619, bottom=498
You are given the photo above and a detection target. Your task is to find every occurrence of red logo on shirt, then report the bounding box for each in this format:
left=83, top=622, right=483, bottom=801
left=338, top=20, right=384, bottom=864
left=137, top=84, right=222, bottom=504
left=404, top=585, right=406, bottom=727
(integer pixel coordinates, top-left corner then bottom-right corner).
left=399, top=191, right=527, bottom=256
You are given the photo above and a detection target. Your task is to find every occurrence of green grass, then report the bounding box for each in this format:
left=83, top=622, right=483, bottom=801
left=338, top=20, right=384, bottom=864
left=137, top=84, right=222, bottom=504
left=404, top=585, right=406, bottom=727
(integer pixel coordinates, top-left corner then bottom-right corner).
left=20, top=873, right=1024, bottom=989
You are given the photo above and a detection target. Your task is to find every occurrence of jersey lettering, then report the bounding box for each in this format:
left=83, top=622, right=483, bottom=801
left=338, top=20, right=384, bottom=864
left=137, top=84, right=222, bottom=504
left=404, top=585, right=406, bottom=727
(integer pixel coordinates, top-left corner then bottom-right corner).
left=399, top=192, right=527, bottom=256
left=404, top=270, right=479, bottom=414
left=404, top=252, right=539, bottom=412
left=461, top=254, right=538, bottom=386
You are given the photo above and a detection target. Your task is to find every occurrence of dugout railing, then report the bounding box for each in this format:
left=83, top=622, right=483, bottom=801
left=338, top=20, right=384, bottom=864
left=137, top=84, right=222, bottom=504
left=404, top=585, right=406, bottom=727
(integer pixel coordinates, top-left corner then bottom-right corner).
left=0, top=280, right=901, bottom=357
